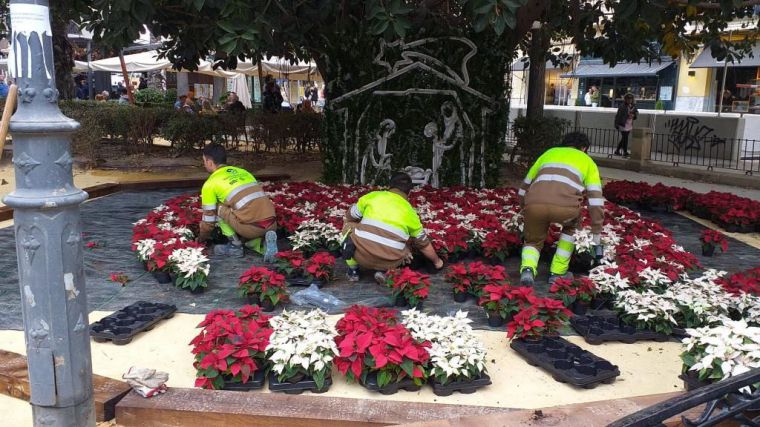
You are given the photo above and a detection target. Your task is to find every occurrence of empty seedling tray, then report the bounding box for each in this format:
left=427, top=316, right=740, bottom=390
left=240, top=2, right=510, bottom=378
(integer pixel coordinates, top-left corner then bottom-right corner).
left=89, top=301, right=177, bottom=345
left=571, top=315, right=671, bottom=345
left=510, top=336, right=620, bottom=388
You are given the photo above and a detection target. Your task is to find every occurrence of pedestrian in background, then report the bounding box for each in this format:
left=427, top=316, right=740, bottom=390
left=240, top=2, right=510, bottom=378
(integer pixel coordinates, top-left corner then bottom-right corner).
left=614, top=93, right=638, bottom=157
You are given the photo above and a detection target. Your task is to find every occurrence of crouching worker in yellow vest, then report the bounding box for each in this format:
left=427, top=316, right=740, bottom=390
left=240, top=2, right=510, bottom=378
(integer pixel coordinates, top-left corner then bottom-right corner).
left=341, top=172, right=444, bottom=283
left=198, top=144, right=278, bottom=260
left=518, top=132, right=605, bottom=286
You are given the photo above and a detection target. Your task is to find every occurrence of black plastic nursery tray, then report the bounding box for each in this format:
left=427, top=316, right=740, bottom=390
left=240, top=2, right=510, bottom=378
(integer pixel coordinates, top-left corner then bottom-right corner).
left=286, top=277, right=325, bottom=288
left=89, top=301, right=176, bottom=345
left=221, top=369, right=267, bottom=391
left=430, top=373, right=492, bottom=396
left=362, top=373, right=423, bottom=395
left=570, top=315, right=671, bottom=345
left=268, top=372, right=332, bottom=394
left=510, top=336, right=620, bottom=388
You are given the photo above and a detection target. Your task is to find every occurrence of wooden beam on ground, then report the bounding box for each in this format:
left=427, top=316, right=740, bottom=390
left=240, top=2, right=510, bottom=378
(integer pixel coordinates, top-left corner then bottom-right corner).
left=398, top=392, right=706, bottom=427
left=0, top=350, right=132, bottom=421
left=115, top=387, right=515, bottom=427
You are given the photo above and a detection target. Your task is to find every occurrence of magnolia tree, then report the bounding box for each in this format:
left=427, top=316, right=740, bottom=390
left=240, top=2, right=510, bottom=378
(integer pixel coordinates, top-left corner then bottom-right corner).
left=69, top=0, right=759, bottom=185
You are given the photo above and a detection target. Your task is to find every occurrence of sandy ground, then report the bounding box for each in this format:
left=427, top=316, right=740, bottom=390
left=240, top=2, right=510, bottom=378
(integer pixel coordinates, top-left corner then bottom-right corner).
left=0, top=310, right=685, bottom=427
left=0, top=160, right=757, bottom=425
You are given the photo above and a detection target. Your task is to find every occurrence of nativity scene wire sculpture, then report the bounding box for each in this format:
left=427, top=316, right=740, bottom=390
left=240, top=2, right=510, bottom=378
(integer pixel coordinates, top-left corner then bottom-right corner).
left=328, top=36, right=498, bottom=188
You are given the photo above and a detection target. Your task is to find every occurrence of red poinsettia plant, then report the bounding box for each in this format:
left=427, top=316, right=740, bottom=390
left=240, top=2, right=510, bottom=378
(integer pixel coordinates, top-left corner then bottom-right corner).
left=334, top=306, right=430, bottom=388
left=700, top=229, right=728, bottom=253
left=719, top=267, right=760, bottom=296
left=238, top=266, right=289, bottom=307
left=385, top=268, right=431, bottom=307
left=304, top=251, right=336, bottom=282
left=109, top=273, right=129, bottom=286
left=445, top=262, right=508, bottom=296
left=190, top=305, right=272, bottom=389
left=507, top=296, right=572, bottom=340
left=477, top=283, right=530, bottom=320
left=273, top=250, right=306, bottom=277
left=549, top=277, right=597, bottom=306
left=481, top=229, right=521, bottom=262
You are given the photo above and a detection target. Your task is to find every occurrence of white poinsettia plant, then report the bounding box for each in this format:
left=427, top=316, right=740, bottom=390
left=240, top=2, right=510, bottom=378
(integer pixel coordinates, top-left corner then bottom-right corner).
left=288, top=219, right=342, bottom=253
left=401, top=309, right=487, bottom=385
left=681, top=320, right=760, bottom=386
left=266, top=309, right=338, bottom=390
left=615, top=289, right=680, bottom=335
left=168, top=247, right=210, bottom=291
left=135, top=238, right=157, bottom=262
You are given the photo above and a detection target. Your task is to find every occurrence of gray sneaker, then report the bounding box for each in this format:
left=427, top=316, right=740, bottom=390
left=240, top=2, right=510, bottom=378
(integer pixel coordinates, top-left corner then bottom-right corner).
left=214, top=243, right=244, bottom=258
left=263, top=230, right=278, bottom=263
left=374, top=271, right=387, bottom=286
left=520, top=269, right=535, bottom=287
left=346, top=268, right=360, bottom=282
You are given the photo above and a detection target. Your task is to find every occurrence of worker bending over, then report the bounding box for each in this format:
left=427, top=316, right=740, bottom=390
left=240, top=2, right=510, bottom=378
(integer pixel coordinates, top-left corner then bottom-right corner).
left=198, top=144, right=278, bottom=260
left=342, top=172, right=444, bottom=282
left=518, top=132, right=605, bottom=286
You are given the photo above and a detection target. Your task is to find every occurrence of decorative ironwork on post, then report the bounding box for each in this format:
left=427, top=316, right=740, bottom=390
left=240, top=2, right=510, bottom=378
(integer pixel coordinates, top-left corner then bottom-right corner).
left=3, top=0, right=95, bottom=425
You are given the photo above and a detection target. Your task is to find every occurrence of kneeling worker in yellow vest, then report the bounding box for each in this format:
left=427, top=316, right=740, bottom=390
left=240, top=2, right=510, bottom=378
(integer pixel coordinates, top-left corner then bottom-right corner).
left=198, top=144, right=278, bottom=259
left=518, top=132, right=605, bottom=286
left=341, top=172, right=444, bottom=282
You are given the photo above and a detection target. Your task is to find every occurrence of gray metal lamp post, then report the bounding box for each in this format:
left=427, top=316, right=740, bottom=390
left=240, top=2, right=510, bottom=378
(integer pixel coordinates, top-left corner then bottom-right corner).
left=2, top=0, right=95, bottom=425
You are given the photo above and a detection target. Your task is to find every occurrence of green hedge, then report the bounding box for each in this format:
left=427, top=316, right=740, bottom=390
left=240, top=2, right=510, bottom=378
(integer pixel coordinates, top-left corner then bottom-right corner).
left=57, top=101, right=323, bottom=161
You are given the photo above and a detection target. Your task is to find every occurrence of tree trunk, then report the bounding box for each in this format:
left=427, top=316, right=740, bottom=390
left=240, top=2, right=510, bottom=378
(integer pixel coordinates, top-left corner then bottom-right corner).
left=526, top=26, right=550, bottom=119
left=51, top=13, right=75, bottom=100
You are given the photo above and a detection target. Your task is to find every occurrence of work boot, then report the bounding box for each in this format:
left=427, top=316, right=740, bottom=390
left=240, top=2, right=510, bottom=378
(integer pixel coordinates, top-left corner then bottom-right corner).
left=548, top=272, right=574, bottom=285
left=346, top=267, right=360, bottom=282
left=213, top=242, right=244, bottom=258
left=520, top=269, right=535, bottom=287
left=263, top=231, right=278, bottom=263
left=374, top=271, right=387, bottom=286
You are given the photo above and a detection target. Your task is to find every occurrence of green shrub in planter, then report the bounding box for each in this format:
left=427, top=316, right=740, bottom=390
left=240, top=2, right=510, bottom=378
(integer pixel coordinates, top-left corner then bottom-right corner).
left=654, top=100, right=665, bottom=111
left=135, top=88, right=165, bottom=106
left=511, top=115, right=571, bottom=171
left=161, top=113, right=221, bottom=152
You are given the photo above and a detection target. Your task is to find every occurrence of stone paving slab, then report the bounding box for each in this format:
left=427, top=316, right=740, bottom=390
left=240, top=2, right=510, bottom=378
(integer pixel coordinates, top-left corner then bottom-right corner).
left=0, top=189, right=757, bottom=331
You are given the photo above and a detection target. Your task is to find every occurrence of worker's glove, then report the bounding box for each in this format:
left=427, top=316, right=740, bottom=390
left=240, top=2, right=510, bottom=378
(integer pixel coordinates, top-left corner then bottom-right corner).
left=402, top=252, right=414, bottom=265
left=592, top=234, right=603, bottom=263
left=123, top=366, right=169, bottom=398
left=594, top=244, right=605, bottom=262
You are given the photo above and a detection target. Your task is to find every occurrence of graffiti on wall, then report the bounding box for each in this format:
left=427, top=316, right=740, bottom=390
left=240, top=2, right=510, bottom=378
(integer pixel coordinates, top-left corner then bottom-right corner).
left=665, top=117, right=726, bottom=152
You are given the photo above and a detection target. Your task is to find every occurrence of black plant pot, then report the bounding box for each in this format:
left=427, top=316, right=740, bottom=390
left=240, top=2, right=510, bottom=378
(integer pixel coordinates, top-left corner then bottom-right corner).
left=394, top=295, right=423, bottom=310
left=487, top=310, right=503, bottom=327
left=190, top=286, right=206, bottom=294
left=453, top=292, right=468, bottom=303
left=702, top=245, right=715, bottom=257
left=151, top=271, right=172, bottom=284
left=260, top=298, right=276, bottom=312
left=571, top=300, right=590, bottom=316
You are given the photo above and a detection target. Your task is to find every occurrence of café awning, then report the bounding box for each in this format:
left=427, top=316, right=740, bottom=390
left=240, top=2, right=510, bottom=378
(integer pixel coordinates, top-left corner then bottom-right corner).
left=561, top=59, right=673, bottom=78
left=689, top=44, right=760, bottom=68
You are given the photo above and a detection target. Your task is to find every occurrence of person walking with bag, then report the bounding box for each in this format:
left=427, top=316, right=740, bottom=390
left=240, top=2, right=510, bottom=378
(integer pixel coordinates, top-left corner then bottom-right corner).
left=614, top=93, right=638, bottom=157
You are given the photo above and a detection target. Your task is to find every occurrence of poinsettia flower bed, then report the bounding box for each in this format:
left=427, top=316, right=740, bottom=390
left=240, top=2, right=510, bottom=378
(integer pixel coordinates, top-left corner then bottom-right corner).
left=190, top=305, right=273, bottom=390
left=334, top=305, right=431, bottom=389
left=131, top=194, right=210, bottom=290
left=604, top=180, right=760, bottom=232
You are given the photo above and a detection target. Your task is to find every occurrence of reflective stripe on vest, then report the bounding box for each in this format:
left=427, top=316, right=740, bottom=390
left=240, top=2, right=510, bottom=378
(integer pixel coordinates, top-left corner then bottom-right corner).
left=354, top=229, right=406, bottom=250
left=225, top=183, right=260, bottom=204
left=360, top=218, right=409, bottom=240
left=234, top=191, right=266, bottom=210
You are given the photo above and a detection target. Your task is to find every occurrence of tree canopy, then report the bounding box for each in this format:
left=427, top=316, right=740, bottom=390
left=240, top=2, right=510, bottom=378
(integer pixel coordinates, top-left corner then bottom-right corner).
left=72, top=0, right=760, bottom=71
